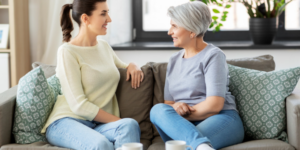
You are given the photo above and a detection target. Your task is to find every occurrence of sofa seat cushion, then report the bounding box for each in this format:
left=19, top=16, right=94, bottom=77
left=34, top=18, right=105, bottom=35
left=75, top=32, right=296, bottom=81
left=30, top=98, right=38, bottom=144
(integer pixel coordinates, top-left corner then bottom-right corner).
left=0, top=142, right=69, bottom=150
left=220, top=140, right=295, bottom=150
left=147, top=140, right=295, bottom=150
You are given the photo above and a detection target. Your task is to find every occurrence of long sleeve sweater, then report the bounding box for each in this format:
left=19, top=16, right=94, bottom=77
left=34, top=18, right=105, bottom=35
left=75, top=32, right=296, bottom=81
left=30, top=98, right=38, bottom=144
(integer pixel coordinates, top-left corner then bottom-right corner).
left=41, top=39, right=128, bottom=133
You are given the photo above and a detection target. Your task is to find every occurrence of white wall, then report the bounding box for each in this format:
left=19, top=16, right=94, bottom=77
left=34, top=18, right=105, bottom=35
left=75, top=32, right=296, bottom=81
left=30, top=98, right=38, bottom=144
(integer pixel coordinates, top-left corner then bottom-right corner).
left=0, top=53, right=10, bottom=94
left=115, top=49, right=300, bottom=89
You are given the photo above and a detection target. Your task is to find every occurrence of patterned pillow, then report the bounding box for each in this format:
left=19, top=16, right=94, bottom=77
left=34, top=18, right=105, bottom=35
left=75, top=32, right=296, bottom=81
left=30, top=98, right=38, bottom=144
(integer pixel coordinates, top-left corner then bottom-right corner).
left=228, top=64, right=300, bottom=142
left=12, top=67, right=61, bottom=144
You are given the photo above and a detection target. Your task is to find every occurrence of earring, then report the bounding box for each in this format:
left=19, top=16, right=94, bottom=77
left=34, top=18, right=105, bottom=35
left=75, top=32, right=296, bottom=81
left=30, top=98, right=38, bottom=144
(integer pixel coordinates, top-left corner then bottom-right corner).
left=190, top=35, right=193, bottom=38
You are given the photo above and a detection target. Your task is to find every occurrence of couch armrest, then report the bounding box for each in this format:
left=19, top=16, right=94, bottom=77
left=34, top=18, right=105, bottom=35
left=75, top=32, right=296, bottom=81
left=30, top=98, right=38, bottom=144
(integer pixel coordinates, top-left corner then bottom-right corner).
left=0, top=86, right=18, bottom=147
left=287, top=86, right=300, bottom=150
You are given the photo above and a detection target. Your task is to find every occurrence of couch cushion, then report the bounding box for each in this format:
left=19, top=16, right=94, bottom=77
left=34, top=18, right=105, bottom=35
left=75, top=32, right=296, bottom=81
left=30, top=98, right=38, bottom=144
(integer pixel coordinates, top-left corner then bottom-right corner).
left=228, top=64, right=300, bottom=141
left=32, top=62, right=56, bottom=79
left=148, top=140, right=295, bottom=150
left=226, top=55, right=275, bottom=72
left=13, top=68, right=60, bottom=144
left=148, top=55, right=276, bottom=142
left=116, top=64, right=154, bottom=150
left=0, top=142, right=69, bottom=150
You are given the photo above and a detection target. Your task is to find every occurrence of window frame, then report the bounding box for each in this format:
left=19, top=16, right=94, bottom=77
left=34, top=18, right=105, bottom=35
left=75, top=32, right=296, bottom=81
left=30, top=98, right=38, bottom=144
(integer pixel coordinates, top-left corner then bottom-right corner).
left=132, top=0, right=300, bottom=42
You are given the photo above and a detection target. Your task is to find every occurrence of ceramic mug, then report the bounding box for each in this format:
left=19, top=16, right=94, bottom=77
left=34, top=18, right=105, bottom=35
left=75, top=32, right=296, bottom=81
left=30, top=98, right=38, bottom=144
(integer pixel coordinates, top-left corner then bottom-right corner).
left=166, top=140, right=193, bottom=150
left=116, top=143, right=143, bottom=150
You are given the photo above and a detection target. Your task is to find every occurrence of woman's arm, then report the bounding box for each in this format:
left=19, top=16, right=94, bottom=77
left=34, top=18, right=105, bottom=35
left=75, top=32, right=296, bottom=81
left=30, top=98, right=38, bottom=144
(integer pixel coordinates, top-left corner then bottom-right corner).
left=106, top=42, right=144, bottom=89
left=93, top=109, right=121, bottom=123
left=184, top=96, right=224, bottom=121
left=185, top=51, right=228, bottom=121
left=165, top=100, right=175, bottom=106
left=126, top=63, right=144, bottom=89
left=165, top=100, right=196, bottom=116
left=57, top=48, right=100, bottom=121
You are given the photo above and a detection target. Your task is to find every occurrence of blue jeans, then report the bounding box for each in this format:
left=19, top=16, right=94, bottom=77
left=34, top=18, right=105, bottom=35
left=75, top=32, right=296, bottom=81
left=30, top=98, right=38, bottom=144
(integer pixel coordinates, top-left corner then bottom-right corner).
left=46, top=117, right=141, bottom=150
left=150, top=104, right=244, bottom=150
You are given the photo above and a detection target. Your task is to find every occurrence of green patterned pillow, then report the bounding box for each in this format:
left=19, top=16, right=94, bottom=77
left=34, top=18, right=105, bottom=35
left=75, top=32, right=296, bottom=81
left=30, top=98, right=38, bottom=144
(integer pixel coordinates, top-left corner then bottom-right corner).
left=13, top=67, right=61, bottom=144
left=228, top=64, right=300, bottom=141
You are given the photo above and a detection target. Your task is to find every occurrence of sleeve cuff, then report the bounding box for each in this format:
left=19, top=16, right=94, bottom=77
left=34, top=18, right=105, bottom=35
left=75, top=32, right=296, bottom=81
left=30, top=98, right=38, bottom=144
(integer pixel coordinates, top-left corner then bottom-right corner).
left=85, top=104, right=100, bottom=121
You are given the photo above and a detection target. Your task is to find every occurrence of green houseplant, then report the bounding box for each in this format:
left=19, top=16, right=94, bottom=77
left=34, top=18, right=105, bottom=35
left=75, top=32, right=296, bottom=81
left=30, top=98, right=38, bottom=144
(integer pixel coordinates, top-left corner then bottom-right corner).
left=190, top=0, right=293, bottom=44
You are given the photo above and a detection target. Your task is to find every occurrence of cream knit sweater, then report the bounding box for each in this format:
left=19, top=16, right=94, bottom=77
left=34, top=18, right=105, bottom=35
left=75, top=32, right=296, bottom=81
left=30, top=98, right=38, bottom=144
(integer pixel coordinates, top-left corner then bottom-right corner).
left=41, top=39, right=128, bottom=133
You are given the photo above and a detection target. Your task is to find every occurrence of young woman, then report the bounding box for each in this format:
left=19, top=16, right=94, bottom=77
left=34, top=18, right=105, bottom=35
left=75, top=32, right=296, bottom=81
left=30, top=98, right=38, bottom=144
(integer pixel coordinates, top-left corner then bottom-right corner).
left=41, top=0, right=143, bottom=149
left=150, top=1, right=244, bottom=150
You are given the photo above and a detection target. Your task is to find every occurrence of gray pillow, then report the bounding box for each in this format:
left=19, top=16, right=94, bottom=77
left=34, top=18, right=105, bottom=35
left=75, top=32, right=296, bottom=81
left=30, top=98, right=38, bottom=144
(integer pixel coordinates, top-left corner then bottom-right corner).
left=226, top=55, right=275, bottom=72
left=32, top=62, right=56, bottom=79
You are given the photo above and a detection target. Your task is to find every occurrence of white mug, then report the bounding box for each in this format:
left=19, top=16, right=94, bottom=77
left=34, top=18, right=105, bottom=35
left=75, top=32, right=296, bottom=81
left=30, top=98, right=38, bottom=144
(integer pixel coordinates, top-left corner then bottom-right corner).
left=166, top=140, right=193, bottom=150
left=116, top=143, right=143, bottom=150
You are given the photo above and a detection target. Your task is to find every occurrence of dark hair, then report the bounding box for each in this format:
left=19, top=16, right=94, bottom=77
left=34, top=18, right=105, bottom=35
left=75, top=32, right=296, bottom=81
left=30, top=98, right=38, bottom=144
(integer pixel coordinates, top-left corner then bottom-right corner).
left=60, top=0, right=106, bottom=42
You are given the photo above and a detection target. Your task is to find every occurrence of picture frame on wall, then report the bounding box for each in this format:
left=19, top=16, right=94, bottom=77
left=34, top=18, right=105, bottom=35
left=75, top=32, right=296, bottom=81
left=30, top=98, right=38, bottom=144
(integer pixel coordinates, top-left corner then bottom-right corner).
left=0, top=24, right=9, bottom=49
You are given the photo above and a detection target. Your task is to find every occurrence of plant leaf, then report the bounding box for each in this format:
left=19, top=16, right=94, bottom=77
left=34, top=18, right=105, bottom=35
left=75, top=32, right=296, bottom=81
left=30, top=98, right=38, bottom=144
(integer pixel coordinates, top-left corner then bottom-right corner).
left=212, top=9, right=220, bottom=13
left=209, top=23, right=214, bottom=28
left=225, top=4, right=231, bottom=8
left=277, top=0, right=293, bottom=16
left=212, top=16, right=219, bottom=20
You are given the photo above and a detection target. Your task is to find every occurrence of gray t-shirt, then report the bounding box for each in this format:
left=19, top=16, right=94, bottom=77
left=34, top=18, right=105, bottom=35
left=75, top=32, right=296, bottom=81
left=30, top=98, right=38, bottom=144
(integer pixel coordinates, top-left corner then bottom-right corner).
left=164, top=44, right=237, bottom=111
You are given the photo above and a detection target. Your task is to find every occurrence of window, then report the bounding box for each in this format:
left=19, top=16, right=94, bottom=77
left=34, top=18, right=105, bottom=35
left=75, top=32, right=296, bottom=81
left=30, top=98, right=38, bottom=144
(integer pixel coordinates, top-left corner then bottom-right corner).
left=133, top=0, right=300, bottom=41
left=285, top=0, right=300, bottom=30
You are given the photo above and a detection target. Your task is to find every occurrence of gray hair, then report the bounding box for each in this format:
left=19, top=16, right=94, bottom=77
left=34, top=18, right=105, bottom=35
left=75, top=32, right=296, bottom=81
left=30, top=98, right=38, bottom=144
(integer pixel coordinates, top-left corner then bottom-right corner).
left=167, top=1, right=212, bottom=37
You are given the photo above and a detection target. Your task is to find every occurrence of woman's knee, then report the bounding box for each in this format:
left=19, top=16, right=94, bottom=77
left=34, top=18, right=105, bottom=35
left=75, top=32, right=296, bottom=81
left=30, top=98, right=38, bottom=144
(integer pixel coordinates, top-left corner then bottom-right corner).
left=150, top=103, right=171, bottom=122
left=120, top=118, right=140, bottom=134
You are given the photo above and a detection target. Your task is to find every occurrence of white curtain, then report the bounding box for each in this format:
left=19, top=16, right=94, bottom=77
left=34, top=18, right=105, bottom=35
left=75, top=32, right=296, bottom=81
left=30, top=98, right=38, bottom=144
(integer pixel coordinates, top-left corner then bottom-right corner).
left=29, top=0, right=132, bottom=65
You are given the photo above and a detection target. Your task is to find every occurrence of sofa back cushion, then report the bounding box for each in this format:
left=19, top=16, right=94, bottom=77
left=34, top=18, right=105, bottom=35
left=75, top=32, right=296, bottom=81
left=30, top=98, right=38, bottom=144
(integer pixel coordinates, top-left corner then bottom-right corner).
left=32, top=62, right=56, bottom=79
left=149, top=55, right=276, bottom=143
left=227, top=55, right=275, bottom=72
left=116, top=64, right=154, bottom=149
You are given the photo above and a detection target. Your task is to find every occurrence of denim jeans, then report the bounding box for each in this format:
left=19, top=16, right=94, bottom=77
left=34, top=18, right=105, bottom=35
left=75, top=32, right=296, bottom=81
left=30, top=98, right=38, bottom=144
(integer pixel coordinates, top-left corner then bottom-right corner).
left=150, top=103, right=244, bottom=150
left=46, top=117, right=141, bottom=150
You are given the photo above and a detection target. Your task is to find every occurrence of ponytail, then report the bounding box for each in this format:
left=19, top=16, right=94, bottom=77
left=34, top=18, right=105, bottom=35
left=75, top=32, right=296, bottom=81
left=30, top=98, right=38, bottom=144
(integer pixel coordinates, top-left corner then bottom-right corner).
left=60, top=4, right=74, bottom=42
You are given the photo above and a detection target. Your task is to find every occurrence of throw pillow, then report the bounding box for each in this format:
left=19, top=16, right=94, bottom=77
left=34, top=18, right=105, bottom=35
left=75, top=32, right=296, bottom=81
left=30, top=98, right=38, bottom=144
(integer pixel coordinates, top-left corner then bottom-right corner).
left=228, top=64, right=300, bottom=141
left=13, top=67, right=61, bottom=144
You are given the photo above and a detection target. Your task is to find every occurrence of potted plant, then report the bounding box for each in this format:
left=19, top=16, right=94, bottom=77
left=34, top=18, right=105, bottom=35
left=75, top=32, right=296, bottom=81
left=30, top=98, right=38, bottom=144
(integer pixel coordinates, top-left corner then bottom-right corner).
left=191, top=0, right=293, bottom=44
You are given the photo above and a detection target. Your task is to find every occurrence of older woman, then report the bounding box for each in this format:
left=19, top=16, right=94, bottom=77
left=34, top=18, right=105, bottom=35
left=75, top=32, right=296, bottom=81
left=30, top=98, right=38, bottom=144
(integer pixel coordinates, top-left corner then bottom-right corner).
left=150, top=1, right=244, bottom=150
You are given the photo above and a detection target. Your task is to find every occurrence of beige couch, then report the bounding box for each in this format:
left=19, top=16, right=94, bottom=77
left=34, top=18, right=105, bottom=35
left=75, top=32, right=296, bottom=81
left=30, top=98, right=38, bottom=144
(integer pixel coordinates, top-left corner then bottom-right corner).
left=0, top=55, right=299, bottom=150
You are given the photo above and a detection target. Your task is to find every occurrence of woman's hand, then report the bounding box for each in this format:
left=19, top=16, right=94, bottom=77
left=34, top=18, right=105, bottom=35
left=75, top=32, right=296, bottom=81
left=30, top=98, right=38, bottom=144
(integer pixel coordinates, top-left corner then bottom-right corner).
left=172, top=102, right=195, bottom=116
left=126, top=63, right=144, bottom=89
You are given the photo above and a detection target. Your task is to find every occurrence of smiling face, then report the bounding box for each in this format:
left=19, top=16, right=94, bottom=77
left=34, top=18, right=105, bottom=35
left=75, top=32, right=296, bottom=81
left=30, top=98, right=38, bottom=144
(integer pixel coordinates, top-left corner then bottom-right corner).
left=168, top=20, right=193, bottom=48
left=85, top=2, right=111, bottom=35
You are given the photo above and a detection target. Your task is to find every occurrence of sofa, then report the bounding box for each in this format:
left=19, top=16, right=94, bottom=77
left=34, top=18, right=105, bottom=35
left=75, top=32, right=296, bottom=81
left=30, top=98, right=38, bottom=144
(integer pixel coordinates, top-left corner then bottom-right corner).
left=0, top=55, right=299, bottom=150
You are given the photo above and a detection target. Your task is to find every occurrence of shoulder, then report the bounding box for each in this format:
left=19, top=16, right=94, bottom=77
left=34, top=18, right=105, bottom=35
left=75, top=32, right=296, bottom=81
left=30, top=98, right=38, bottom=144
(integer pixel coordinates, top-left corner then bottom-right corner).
left=169, top=49, right=184, bottom=63
left=57, top=43, right=77, bottom=57
left=97, top=38, right=113, bottom=52
left=97, top=39, right=110, bottom=47
left=203, top=44, right=226, bottom=61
